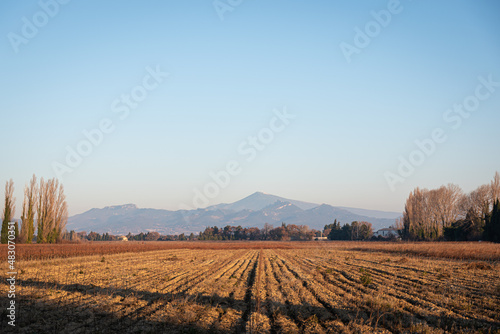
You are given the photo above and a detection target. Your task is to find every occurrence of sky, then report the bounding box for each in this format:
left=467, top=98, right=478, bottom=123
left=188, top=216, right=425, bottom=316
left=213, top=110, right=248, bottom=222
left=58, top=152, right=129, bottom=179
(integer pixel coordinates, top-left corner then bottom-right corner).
left=1, top=0, right=499, bottom=217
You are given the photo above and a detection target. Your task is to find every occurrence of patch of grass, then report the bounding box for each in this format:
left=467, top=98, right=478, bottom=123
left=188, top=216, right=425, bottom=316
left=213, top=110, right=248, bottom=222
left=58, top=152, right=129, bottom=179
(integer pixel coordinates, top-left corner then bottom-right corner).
left=359, top=268, right=372, bottom=286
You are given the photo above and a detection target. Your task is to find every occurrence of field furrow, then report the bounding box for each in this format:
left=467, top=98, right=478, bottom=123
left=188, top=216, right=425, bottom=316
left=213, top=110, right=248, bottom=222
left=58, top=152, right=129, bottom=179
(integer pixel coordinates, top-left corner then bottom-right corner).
left=1, top=242, right=499, bottom=333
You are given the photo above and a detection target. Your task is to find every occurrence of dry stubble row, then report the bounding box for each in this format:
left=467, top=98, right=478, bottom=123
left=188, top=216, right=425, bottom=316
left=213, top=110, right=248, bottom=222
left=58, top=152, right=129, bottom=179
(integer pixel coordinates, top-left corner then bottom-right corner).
left=1, top=245, right=499, bottom=333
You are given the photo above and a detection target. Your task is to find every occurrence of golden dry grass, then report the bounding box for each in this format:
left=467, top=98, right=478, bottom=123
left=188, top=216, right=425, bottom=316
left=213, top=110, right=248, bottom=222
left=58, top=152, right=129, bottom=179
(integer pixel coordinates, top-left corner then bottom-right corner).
left=0, top=241, right=308, bottom=261
left=1, top=242, right=499, bottom=333
left=2, top=241, right=500, bottom=261
left=345, top=241, right=500, bottom=261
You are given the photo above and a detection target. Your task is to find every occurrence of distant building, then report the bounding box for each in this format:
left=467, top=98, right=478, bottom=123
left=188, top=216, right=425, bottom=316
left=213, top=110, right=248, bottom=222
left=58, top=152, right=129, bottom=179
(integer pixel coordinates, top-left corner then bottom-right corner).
left=118, top=236, right=128, bottom=242
left=373, top=228, right=400, bottom=238
left=314, top=236, right=328, bottom=241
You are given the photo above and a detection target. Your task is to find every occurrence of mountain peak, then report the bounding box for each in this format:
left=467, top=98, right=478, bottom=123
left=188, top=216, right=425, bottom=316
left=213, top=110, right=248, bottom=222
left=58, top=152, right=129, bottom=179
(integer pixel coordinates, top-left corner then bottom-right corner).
left=250, top=191, right=269, bottom=197
left=209, top=192, right=317, bottom=212
left=103, top=204, right=137, bottom=210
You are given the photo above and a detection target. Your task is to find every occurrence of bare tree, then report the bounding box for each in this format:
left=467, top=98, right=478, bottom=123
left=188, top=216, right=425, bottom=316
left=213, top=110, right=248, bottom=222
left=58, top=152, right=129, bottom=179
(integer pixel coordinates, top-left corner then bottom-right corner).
left=404, top=188, right=425, bottom=239
left=263, top=223, right=273, bottom=240
left=403, top=179, right=496, bottom=241
left=20, top=175, right=38, bottom=244
left=431, top=184, right=463, bottom=231
left=37, top=178, right=67, bottom=243
left=37, top=178, right=49, bottom=243
left=54, top=183, right=68, bottom=243
left=1, top=179, right=15, bottom=244
left=358, top=221, right=373, bottom=240
left=460, top=184, right=491, bottom=222
left=391, top=217, right=403, bottom=230
left=20, top=195, right=27, bottom=243
left=402, top=187, right=437, bottom=240
left=427, top=188, right=442, bottom=237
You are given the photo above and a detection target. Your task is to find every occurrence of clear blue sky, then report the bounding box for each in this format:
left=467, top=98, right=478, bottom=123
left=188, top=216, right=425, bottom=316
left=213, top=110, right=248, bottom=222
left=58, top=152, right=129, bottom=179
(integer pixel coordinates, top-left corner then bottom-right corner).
left=1, top=0, right=499, bottom=216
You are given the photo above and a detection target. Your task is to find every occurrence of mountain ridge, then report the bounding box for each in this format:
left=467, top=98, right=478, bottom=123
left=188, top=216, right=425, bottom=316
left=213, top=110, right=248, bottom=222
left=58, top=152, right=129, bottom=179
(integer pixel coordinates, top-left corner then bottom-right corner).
left=67, top=192, right=400, bottom=235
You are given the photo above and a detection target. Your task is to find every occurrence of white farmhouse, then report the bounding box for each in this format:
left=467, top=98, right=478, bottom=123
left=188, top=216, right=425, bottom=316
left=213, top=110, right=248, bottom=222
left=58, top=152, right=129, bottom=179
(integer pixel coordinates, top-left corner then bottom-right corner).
left=373, top=228, right=400, bottom=238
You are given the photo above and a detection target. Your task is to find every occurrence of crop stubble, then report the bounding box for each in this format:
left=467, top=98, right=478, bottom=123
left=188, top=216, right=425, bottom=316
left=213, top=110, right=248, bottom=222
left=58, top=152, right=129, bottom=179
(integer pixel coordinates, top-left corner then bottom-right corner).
left=1, top=243, right=499, bottom=333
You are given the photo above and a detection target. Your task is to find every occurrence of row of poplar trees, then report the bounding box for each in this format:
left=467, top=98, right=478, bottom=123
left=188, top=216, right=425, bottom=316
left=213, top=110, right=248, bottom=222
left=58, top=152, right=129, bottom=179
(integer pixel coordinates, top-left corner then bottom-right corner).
left=1, top=175, right=68, bottom=244
left=400, top=172, right=500, bottom=241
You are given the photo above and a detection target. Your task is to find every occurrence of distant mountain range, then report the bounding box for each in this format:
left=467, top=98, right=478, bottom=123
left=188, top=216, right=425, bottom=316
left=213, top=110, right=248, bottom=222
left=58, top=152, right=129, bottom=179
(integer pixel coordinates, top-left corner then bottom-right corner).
left=66, top=192, right=401, bottom=235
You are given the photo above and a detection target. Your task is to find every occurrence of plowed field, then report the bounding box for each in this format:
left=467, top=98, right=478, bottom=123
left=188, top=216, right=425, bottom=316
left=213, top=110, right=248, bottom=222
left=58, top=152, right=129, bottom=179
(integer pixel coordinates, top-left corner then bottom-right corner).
left=1, top=243, right=499, bottom=333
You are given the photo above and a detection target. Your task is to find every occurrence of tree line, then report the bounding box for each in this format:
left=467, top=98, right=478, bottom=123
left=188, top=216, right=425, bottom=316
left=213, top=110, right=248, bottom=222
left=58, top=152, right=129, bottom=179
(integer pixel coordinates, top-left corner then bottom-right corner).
left=70, top=223, right=318, bottom=242
left=197, top=223, right=316, bottom=241
left=401, top=172, right=500, bottom=241
left=65, top=230, right=197, bottom=242
left=324, top=220, right=374, bottom=240
left=81, top=231, right=188, bottom=242
left=1, top=175, right=68, bottom=244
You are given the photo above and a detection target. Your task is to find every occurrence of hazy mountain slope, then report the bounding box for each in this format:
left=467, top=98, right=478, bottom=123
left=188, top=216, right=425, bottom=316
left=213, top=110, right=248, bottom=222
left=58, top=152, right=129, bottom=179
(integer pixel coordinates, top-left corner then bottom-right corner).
left=67, top=193, right=399, bottom=234
left=336, top=206, right=401, bottom=219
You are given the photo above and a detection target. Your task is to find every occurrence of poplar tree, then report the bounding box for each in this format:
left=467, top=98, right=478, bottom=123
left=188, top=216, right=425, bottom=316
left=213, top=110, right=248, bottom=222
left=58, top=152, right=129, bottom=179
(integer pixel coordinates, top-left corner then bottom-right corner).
left=21, top=175, right=37, bottom=243
left=1, top=179, right=15, bottom=244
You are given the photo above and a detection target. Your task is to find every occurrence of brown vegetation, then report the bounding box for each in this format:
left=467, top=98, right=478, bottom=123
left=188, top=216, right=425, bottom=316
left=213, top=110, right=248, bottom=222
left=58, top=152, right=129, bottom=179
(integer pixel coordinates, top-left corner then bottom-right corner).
left=346, top=241, right=500, bottom=261
left=2, top=241, right=500, bottom=262
left=0, top=241, right=308, bottom=261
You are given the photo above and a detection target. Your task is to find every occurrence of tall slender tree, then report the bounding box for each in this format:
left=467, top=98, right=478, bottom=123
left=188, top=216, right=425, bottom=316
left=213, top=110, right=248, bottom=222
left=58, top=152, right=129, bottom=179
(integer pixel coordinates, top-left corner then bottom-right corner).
left=485, top=199, right=500, bottom=242
left=435, top=184, right=463, bottom=229
left=20, top=175, right=37, bottom=243
left=402, top=187, right=429, bottom=240
left=52, top=182, right=68, bottom=242
left=1, top=179, right=15, bottom=244
left=37, top=178, right=67, bottom=243
left=37, top=177, right=47, bottom=243
left=491, top=171, right=500, bottom=204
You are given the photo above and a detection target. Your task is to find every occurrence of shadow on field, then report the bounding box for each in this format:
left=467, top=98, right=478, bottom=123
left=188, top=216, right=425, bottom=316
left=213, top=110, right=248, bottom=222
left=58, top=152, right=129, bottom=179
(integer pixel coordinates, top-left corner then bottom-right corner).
left=1, top=278, right=499, bottom=333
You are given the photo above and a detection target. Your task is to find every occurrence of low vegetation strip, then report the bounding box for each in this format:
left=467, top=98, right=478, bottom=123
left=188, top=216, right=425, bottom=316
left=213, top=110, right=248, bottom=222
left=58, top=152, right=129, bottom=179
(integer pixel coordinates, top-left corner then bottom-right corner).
left=0, top=241, right=307, bottom=261
left=343, top=241, right=500, bottom=261
left=3, top=241, right=499, bottom=262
